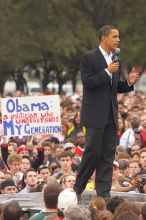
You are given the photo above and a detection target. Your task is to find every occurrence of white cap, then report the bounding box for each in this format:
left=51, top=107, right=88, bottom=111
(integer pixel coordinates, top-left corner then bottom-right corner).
left=113, top=160, right=119, bottom=167
left=57, top=189, right=78, bottom=210
left=63, top=143, right=74, bottom=150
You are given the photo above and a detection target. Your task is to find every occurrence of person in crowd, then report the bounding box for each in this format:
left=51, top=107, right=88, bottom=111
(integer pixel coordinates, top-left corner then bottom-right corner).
left=113, top=210, right=139, bottom=220
left=38, top=165, right=50, bottom=184
left=0, top=171, right=5, bottom=184
left=57, top=151, right=74, bottom=178
left=140, top=114, right=146, bottom=148
left=45, top=136, right=61, bottom=153
left=130, top=144, right=141, bottom=157
left=20, top=168, right=37, bottom=193
left=57, top=188, right=78, bottom=220
left=106, top=196, right=125, bottom=214
left=63, top=204, right=91, bottom=220
left=74, top=24, right=139, bottom=199
left=7, top=153, right=23, bottom=185
left=120, top=114, right=141, bottom=151
left=20, top=155, right=31, bottom=173
left=49, top=162, right=61, bottom=177
left=128, top=159, right=141, bottom=177
left=29, top=179, right=62, bottom=220
left=117, top=152, right=130, bottom=163
left=115, top=145, right=127, bottom=161
left=113, top=201, right=140, bottom=220
left=89, top=196, right=106, bottom=220
left=118, top=101, right=128, bottom=121
left=63, top=141, right=80, bottom=173
left=67, top=112, right=86, bottom=140
left=139, top=148, right=146, bottom=172
left=60, top=174, right=76, bottom=189
left=30, top=145, right=44, bottom=171
left=4, top=171, right=13, bottom=180
left=17, top=145, right=29, bottom=157
left=8, top=142, right=17, bottom=155
left=95, top=210, right=113, bottom=220
left=2, top=200, right=23, bottom=220
left=53, top=145, right=64, bottom=164
left=74, top=131, right=86, bottom=160
left=1, top=179, right=18, bottom=194
left=117, top=116, right=125, bottom=144
left=41, top=141, right=54, bottom=166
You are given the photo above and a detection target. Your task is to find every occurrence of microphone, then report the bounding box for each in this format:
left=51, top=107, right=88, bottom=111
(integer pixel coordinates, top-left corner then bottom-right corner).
left=112, top=48, right=120, bottom=62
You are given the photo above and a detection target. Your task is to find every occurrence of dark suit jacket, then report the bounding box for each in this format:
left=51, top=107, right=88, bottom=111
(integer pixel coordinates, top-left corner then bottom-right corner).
left=80, top=48, right=134, bottom=128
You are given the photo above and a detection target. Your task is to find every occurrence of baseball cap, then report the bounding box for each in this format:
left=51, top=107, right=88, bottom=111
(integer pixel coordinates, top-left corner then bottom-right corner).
left=1, top=179, right=16, bottom=190
left=63, top=143, right=74, bottom=151
left=45, top=137, right=60, bottom=144
left=57, top=189, right=78, bottom=210
left=17, top=146, right=29, bottom=154
left=113, top=160, right=119, bottom=168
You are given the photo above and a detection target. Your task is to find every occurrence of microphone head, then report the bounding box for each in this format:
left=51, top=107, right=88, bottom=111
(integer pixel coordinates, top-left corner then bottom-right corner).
left=115, top=48, right=120, bottom=54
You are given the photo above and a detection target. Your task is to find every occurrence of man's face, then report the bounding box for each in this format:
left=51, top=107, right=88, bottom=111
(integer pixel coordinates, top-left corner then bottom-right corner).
left=32, top=148, right=38, bottom=159
left=118, top=104, right=124, bottom=114
left=20, top=158, right=31, bottom=173
left=2, top=186, right=17, bottom=194
left=103, top=29, right=120, bottom=51
left=25, top=171, right=37, bottom=187
left=129, top=162, right=141, bottom=177
left=10, top=161, right=21, bottom=174
left=60, top=156, right=72, bottom=172
left=54, top=148, right=63, bottom=158
left=19, top=150, right=29, bottom=157
left=39, top=168, right=50, bottom=183
left=140, top=152, right=146, bottom=169
left=0, top=171, right=5, bottom=184
left=65, top=175, right=76, bottom=189
left=130, top=115, right=140, bottom=129
left=8, top=145, right=15, bottom=155
left=44, top=146, right=52, bottom=156
left=5, top=172, right=12, bottom=180
left=131, top=145, right=140, bottom=155
left=76, top=132, right=86, bottom=147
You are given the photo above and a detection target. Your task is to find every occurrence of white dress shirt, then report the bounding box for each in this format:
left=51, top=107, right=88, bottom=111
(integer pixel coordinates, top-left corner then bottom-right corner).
left=99, top=46, right=113, bottom=80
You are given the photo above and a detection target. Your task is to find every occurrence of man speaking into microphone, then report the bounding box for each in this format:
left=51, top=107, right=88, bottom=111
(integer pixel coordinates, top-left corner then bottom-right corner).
left=74, top=25, right=139, bottom=198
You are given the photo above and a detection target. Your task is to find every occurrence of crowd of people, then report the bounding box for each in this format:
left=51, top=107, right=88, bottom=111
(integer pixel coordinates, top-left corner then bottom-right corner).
left=0, top=87, right=146, bottom=219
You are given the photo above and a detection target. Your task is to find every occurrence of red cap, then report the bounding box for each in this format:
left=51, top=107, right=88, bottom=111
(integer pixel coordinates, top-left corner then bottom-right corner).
left=17, top=146, right=29, bottom=154
left=37, top=146, right=43, bottom=151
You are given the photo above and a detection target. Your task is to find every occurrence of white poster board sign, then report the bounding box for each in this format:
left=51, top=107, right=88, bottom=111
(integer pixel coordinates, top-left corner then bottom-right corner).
left=1, top=95, right=61, bottom=137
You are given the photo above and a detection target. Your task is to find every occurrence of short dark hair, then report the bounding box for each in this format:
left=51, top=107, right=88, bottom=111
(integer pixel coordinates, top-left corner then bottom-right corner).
left=106, top=196, right=125, bottom=214
left=59, top=151, right=73, bottom=160
left=2, top=201, right=23, bottom=220
left=98, top=25, right=118, bottom=41
left=44, top=180, right=62, bottom=209
left=22, top=155, right=31, bottom=163
left=38, top=165, right=49, bottom=174
left=23, top=167, right=36, bottom=179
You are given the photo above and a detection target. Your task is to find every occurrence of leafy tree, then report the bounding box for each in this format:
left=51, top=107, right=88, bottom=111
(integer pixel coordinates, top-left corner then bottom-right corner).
left=0, top=0, right=146, bottom=94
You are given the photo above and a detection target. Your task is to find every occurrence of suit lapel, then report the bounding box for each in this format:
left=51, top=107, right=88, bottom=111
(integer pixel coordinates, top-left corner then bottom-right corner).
left=95, top=48, right=118, bottom=88
left=95, top=48, right=108, bottom=68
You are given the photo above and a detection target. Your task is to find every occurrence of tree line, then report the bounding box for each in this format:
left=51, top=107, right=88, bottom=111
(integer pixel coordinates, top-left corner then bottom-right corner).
left=0, top=0, right=146, bottom=94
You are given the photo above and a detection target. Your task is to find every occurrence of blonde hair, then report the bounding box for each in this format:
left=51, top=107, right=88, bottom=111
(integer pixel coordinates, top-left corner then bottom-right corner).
left=7, top=153, right=22, bottom=166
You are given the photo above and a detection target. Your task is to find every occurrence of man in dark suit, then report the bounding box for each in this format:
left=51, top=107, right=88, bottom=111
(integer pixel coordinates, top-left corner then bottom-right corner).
left=74, top=25, right=139, bottom=198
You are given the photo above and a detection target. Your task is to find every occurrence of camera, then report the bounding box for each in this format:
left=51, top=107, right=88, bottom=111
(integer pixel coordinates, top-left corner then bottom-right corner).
left=134, top=128, right=141, bottom=134
left=138, top=174, right=146, bottom=193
